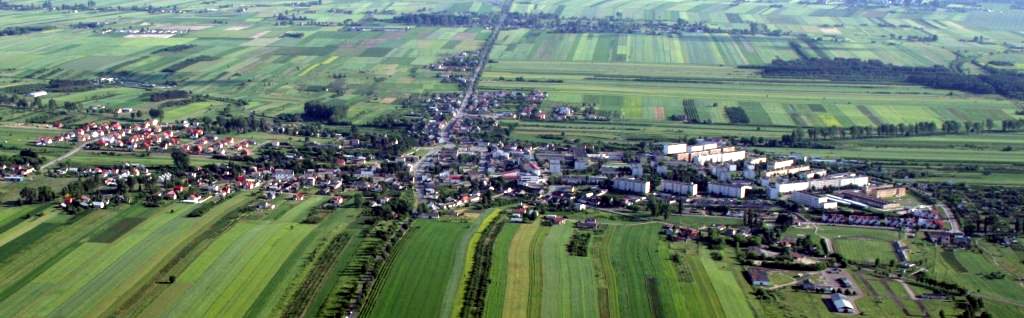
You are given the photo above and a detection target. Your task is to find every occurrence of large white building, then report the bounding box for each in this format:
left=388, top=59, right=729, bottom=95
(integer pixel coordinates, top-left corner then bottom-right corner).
left=613, top=177, right=651, bottom=195
left=659, top=180, right=698, bottom=196
left=708, top=182, right=752, bottom=199
left=791, top=191, right=838, bottom=210
left=693, top=150, right=746, bottom=165
left=769, top=159, right=794, bottom=170
left=662, top=143, right=688, bottom=155
left=769, top=173, right=869, bottom=199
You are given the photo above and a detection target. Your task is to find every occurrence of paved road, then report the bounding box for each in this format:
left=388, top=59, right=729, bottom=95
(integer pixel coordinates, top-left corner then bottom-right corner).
left=934, top=203, right=961, bottom=233
left=419, top=0, right=511, bottom=212
left=440, top=0, right=512, bottom=140
left=410, top=146, right=439, bottom=210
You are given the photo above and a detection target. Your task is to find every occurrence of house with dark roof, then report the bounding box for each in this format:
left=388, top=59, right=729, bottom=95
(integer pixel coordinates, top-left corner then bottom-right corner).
left=746, top=268, right=771, bottom=287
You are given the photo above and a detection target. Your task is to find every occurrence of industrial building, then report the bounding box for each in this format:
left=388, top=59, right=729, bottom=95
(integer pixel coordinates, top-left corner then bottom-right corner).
left=791, top=191, right=838, bottom=210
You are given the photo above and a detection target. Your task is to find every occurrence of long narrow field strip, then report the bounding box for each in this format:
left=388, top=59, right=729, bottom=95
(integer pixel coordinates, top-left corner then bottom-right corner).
left=482, top=223, right=519, bottom=318
left=362, top=221, right=472, bottom=318
left=499, top=222, right=539, bottom=318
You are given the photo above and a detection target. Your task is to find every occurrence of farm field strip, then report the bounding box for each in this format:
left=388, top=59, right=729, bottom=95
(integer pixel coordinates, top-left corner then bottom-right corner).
left=0, top=197, right=250, bottom=317
left=362, top=221, right=472, bottom=318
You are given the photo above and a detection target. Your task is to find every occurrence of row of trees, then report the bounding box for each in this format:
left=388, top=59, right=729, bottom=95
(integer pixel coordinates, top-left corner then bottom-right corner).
left=758, top=57, right=1024, bottom=100
left=18, top=186, right=57, bottom=205
left=391, top=12, right=787, bottom=36
left=0, top=25, right=53, bottom=36
left=778, top=119, right=1024, bottom=145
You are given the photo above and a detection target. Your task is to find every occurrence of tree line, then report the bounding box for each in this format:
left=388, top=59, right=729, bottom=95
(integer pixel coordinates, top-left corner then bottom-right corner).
left=756, top=58, right=1024, bottom=100
left=390, top=12, right=787, bottom=36
left=0, top=25, right=54, bottom=36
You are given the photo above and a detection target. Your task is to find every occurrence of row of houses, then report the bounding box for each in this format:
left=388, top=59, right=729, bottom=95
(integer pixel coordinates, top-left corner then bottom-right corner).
left=819, top=213, right=944, bottom=229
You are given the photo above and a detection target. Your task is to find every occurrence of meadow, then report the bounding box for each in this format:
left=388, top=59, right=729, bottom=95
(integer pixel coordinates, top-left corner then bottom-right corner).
left=916, top=241, right=1024, bottom=317
left=755, top=133, right=1024, bottom=186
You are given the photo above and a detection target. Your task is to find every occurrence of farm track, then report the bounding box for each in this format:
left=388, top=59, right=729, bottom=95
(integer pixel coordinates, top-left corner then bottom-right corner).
left=38, top=140, right=90, bottom=171
left=878, top=277, right=913, bottom=316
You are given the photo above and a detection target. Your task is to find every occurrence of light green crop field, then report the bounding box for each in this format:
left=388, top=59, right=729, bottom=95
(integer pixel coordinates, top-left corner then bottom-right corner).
left=507, top=120, right=792, bottom=145
left=136, top=196, right=326, bottom=317
left=482, top=223, right=518, bottom=318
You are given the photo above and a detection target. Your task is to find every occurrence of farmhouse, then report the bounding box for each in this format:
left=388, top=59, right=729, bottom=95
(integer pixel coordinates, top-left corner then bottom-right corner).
left=576, top=218, right=599, bottom=229
left=542, top=215, right=567, bottom=226
left=925, top=232, right=972, bottom=248
left=27, top=90, right=47, bottom=98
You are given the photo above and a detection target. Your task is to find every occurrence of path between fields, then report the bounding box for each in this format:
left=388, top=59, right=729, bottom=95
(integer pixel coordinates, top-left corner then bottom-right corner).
left=38, top=141, right=90, bottom=171
left=892, top=278, right=932, bottom=317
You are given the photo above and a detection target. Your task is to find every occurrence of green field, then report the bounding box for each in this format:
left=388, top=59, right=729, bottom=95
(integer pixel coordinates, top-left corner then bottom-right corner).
left=0, top=198, right=241, bottom=317
left=486, top=221, right=759, bottom=318
left=362, top=221, right=474, bottom=318
left=136, top=196, right=331, bottom=317
left=482, top=64, right=1019, bottom=127
left=755, top=133, right=1024, bottom=186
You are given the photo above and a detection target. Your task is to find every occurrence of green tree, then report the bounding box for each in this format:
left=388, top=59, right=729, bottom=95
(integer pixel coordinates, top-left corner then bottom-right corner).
left=171, top=149, right=190, bottom=171
left=19, top=187, right=37, bottom=205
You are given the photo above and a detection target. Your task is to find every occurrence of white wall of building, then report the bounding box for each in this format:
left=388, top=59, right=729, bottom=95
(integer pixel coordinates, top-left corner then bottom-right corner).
left=709, top=183, right=752, bottom=199
left=662, top=143, right=688, bottom=155
left=791, top=191, right=838, bottom=210
left=659, top=180, right=697, bottom=196
left=613, top=178, right=651, bottom=194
